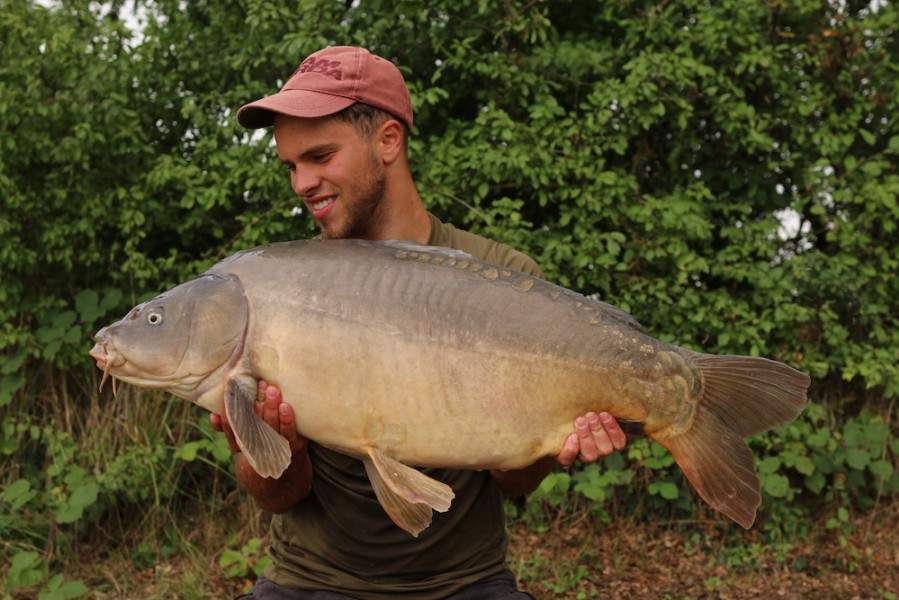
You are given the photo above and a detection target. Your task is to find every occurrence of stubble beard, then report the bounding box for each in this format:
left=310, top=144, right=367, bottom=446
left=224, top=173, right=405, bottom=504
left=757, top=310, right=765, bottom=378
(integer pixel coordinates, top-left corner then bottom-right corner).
left=319, top=157, right=388, bottom=240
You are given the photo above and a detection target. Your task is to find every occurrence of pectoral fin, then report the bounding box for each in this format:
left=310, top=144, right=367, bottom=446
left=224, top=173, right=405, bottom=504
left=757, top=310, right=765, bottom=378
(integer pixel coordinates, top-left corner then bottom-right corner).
left=363, top=447, right=455, bottom=537
left=225, top=376, right=291, bottom=479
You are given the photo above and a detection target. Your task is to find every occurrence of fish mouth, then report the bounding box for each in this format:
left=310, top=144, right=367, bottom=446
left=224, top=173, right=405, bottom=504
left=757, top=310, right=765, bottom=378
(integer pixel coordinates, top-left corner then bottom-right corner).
left=89, top=342, right=125, bottom=397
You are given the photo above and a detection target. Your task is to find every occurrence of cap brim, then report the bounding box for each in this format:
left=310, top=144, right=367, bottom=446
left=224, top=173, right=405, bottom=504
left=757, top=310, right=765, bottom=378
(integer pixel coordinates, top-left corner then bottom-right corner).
left=237, top=90, right=357, bottom=129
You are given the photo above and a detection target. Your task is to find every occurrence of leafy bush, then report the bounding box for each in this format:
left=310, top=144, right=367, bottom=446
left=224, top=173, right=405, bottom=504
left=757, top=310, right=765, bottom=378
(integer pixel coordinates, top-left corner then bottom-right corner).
left=1, top=0, right=897, bottom=594
left=525, top=406, right=898, bottom=540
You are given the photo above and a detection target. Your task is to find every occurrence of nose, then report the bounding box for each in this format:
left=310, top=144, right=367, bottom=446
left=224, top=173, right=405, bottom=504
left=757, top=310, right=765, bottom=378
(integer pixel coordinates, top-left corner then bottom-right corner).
left=291, top=169, right=321, bottom=198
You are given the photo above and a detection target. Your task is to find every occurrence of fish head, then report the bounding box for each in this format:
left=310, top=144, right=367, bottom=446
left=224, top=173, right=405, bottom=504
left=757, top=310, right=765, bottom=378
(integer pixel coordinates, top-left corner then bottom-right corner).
left=90, top=273, right=249, bottom=401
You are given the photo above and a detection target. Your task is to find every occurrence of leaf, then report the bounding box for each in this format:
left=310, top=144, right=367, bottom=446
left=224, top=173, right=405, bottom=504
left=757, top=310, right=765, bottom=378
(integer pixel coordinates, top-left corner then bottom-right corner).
left=858, top=129, right=875, bottom=145
left=2, top=478, right=36, bottom=510
left=70, top=483, right=99, bottom=508
left=649, top=481, right=679, bottom=500
left=887, top=134, right=899, bottom=154
left=55, top=483, right=99, bottom=524
left=219, top=549, right=243, bottom=568
left=219, top=549, right=248, bottom=578
left=6, top=551, right=45, bottom=592
left=574, top=481, right=606, bottom=502
left=757, top=456, right=782, bottom=475
left=845, top=448, right=871, bottom=471
left=74, top=289, right=102, bottom=324
left=38, top=576, right=90, bottom=600
left=860, top=160, right=884, bottom=177
left=792, top=455, right=815, bottom=477
left=868, top=460, right=894, bottom=479
left=762, top=474, right=791, bottom=498
left=805, top=472, right=826, bottom=494
left=253, top=556, right=273, bottom=576
left=175, top=441, right=202, bottom=462
left=538, top=472, right=571, bottom=495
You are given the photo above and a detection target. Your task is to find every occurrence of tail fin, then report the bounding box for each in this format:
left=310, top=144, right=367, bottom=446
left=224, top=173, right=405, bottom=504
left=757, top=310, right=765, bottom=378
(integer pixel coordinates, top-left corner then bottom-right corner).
left=657, top=353, right=810, bottom=529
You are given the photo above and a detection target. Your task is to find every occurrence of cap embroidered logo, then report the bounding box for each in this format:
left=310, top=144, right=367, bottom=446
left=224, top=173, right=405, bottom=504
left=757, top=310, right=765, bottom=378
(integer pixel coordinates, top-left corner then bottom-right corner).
left=299, top=58, right=343, bottom=80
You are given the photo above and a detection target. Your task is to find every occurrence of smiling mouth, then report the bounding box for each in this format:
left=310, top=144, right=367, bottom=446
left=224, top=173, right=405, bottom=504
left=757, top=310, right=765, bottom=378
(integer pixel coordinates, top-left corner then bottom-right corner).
left=310, top=197, right=334, bottom=213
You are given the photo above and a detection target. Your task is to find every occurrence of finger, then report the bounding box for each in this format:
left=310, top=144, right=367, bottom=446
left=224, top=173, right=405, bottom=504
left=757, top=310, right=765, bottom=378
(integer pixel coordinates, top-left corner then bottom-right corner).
left=556, top=433, right=579, bottom=467
left=587, top=411, right=617, bottom=459
left=209, top=412, right=223, bottom=432
left=599, top=412, right=627, bottom=451
left=260, top=383, right=282, bottom=426
left=574, top=415, right=601, bottom=462
left=278, top=403, right=305, bottom=453
left=255, top=381, right=267, bottom=419
left=266, top=383, right=282, bottom=404
left=277, top=402, right=295, bottom=436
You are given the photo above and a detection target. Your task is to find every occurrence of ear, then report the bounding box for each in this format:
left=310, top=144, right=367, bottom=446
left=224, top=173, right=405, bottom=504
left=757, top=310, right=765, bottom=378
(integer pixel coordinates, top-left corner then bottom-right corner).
left=376, top=119, right=406, bottom=166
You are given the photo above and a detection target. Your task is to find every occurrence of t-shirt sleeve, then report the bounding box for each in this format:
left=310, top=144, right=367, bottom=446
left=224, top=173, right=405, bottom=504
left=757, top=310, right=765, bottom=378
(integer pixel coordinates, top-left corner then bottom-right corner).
left=427, top=212, right=544, bottom=279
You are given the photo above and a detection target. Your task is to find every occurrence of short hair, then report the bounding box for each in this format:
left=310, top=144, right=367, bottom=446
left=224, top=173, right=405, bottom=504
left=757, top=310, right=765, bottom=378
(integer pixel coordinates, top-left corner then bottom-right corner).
left=332, top=103, right=410, bottom=152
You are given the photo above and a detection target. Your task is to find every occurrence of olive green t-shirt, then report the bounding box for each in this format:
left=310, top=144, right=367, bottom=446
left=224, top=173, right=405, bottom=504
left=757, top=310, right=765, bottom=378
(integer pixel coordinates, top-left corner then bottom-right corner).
left=263, top=213, right=542, bottom=599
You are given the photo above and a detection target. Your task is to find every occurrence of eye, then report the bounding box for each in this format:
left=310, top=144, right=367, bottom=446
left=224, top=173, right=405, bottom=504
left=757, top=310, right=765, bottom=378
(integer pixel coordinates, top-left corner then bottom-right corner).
left=147, top=311, right=164, bottom=326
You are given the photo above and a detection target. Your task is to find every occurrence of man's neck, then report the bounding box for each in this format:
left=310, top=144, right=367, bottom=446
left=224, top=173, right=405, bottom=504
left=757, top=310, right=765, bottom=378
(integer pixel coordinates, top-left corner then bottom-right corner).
left=365, top=201, right=431, bottom=243
left=365, top=173, right=431, bottom=243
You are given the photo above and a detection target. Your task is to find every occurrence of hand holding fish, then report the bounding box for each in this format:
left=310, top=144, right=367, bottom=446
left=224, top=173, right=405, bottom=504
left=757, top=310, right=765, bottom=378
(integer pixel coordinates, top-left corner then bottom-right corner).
left=556, top=411, right=627, bottom=467
left=210, top=381, right=308, bottom=458
left=210, top=381, right=314, bottom=513
left=488, top=411, right=627, bottom=498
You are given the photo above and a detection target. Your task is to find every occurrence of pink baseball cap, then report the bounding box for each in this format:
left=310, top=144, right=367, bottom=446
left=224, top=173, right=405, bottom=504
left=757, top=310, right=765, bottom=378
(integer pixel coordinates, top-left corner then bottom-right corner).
left=237, top=46, right=413, bottom=131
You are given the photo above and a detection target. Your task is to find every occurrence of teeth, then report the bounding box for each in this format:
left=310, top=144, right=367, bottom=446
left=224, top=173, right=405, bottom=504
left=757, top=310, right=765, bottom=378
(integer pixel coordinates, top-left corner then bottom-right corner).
left=312, top=198, right=333, bottom=211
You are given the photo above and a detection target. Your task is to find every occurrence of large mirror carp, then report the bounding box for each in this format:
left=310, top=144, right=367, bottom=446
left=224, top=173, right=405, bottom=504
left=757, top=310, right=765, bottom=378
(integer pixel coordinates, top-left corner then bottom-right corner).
left=90, top=240, right=809, bottom=536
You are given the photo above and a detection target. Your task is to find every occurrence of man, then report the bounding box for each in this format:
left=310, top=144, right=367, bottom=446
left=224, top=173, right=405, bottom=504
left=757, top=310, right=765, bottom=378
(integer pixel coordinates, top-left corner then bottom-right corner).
left=213, top=46, right=626, bottom=599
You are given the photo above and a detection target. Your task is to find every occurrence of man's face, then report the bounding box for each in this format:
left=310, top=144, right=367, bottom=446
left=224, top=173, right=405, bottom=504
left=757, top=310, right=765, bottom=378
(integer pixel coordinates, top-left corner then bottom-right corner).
left=274, top=115, right=387, bottom=239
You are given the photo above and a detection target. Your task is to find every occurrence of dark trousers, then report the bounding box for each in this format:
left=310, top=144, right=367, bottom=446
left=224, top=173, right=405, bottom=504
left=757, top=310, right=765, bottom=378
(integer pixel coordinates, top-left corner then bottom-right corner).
left=236, top=570, right=535, bottom=600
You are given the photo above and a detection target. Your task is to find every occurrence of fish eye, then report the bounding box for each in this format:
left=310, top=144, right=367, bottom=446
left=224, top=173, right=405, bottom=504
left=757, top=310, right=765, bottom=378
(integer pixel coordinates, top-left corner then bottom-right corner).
left=147, top=311, right=164, bottom=326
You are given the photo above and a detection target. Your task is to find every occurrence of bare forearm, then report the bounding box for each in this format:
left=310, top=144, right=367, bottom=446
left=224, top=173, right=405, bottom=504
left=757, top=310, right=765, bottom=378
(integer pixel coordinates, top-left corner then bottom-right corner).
left=236, top=449, right=313, bottom=514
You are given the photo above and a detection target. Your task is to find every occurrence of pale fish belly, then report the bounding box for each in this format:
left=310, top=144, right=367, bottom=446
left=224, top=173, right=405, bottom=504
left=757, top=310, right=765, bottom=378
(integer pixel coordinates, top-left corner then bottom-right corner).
left=249, top=305, right=698, bottom=471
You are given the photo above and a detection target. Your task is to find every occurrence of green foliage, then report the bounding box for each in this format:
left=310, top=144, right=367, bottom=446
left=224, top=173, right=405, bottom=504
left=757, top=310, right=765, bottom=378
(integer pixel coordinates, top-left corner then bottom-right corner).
left=525, top=405, right=898, bottom=542
left=36, top=576, right=89, bottom=600
left=219, top=537, right=273, bottom=580
left=1, top=0, right=898, bottom=593
left=3, top=549, right=88, bottom=599
left=1, top=398, right=233, bottom=596
left=4, top=551, right=46, bottom=595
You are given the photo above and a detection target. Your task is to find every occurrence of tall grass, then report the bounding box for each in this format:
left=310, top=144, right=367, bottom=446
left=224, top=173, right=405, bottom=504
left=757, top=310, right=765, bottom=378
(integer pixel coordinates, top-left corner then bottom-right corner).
left=1, top=362, right=266, bottom=597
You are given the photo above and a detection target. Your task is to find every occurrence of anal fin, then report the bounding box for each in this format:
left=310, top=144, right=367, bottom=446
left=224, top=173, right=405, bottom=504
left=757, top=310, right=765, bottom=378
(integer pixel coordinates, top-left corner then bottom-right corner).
left=225, top=376, right=291, bottom=479
left=363, top=447, right=455, bottom=537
